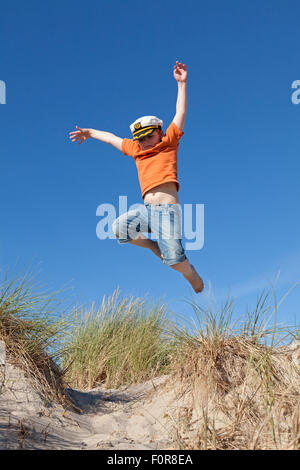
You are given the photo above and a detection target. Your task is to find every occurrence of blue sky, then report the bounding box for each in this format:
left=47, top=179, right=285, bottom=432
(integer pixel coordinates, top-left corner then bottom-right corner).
left=0, top=0, right=299, bottom=330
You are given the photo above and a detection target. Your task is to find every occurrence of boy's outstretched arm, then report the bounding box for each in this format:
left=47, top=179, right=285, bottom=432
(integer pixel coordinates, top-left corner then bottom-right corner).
left=172, top=61, right=187, bottom=131
left=69, top=126, right=123, bottom=152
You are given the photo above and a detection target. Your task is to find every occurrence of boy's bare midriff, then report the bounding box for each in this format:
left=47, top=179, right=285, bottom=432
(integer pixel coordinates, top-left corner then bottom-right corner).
left=143, top=182, right=179, bottom=204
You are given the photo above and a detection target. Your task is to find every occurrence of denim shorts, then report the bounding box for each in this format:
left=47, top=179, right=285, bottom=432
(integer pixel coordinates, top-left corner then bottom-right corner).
left=112, top=203, right=187, bottom=266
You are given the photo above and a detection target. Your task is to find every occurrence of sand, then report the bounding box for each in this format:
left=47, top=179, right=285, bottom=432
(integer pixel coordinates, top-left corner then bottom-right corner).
left=1, top=339, right=299, bottom=450
left=0, top=353, right=178, bottom=450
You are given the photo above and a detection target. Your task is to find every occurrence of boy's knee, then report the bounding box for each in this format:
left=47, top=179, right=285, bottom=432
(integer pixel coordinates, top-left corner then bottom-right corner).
left=112, top=217, right=132, bottom=244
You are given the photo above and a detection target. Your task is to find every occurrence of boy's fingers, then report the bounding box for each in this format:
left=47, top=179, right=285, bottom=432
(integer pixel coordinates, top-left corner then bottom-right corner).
left=70, top=131, right=80, bottom=135
left=175, top=61, right=187, bottom=69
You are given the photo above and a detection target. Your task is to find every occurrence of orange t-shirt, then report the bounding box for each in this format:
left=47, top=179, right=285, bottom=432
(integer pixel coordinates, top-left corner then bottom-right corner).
left=121, top=121, right=184, bottom=199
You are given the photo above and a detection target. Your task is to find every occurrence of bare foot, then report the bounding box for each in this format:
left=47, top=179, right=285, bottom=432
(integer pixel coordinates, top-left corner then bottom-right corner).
left=149, top=241, right=164, bottom=261
left=184, top=264, right=204, bottom=293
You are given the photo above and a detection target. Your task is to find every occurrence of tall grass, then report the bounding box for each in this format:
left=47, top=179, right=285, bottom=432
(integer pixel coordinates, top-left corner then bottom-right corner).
left=168, top=289, right=300, bottom=450
left=0, top=264, right=74, bottom=404
left=0, top=263, right=299, bottom=449
left=62, top=287, right=176, bottom=389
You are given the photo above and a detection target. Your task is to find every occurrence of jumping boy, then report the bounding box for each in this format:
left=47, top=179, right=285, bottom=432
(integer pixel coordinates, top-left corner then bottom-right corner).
left=69, top=61, right=204, bottom=293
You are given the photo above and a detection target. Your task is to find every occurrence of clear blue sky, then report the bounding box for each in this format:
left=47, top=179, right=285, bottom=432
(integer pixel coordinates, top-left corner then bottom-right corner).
left=1, top=0, right=299, bottom=329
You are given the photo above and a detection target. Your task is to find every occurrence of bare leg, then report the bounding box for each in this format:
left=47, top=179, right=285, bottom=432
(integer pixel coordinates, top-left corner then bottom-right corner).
left=170, top=259, right=204, bottom=293
left=128, top=235, right=203, bottom=292
left=128, top=234, right=163, bottom=260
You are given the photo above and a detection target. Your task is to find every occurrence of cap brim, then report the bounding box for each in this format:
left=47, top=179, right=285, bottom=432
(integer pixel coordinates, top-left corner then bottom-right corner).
left=133, top=126, right=158, bottom=141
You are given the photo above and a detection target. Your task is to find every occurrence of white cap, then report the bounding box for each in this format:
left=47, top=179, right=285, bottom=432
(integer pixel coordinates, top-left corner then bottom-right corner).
left=130, top=115, right=163, bottom=140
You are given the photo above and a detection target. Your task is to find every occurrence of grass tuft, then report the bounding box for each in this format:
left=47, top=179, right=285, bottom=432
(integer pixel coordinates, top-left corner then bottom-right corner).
left=0, top=264, right=73, bottom=405
left=62, top=287, right=175, bottom=389
left=168, top=289, right=300, bottom=450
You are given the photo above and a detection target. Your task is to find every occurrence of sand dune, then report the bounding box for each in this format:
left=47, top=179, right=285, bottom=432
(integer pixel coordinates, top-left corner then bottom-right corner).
left=0, top=358, right=177, bottom=450
left=1, top=339, right=299, bottom=450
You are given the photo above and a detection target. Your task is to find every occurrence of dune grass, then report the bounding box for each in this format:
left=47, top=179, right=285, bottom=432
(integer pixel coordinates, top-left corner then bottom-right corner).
left=0, top=265, right=73, bottom=405
left=0, top=264, right=299, bottom=449
left=62, top=287, right=176, bottom=389
left=168, top=290, right=300, bottom=450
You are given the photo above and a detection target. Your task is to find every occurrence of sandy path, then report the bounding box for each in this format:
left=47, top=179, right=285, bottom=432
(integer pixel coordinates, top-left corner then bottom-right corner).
left=0, top=360, right=176, bottom=450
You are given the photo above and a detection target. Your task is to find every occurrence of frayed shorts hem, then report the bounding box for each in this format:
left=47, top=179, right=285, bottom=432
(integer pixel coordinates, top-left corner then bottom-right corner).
left=116, top=237, right=187, bottom=266
left=116, top=238, right=133, bottom=245
left=162, top=254, right=187, bottom=266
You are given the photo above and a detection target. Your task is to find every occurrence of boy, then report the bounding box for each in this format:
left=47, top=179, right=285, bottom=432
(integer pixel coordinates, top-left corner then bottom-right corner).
left=69, top=61, right=204, bottom=293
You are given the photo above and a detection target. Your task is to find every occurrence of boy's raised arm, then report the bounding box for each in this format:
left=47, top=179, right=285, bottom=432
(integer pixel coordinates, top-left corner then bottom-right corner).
left=172, top=61, right=187, bottom=131
left=69, top=126, right=123, bottom=152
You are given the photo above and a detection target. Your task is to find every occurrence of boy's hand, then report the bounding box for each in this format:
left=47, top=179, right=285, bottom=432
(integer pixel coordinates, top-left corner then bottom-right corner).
left=69, top=126, right=123, bottom=150
left=69, top=125, right=93, bottom=144
left=173, top=61, right=187, bottom=82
